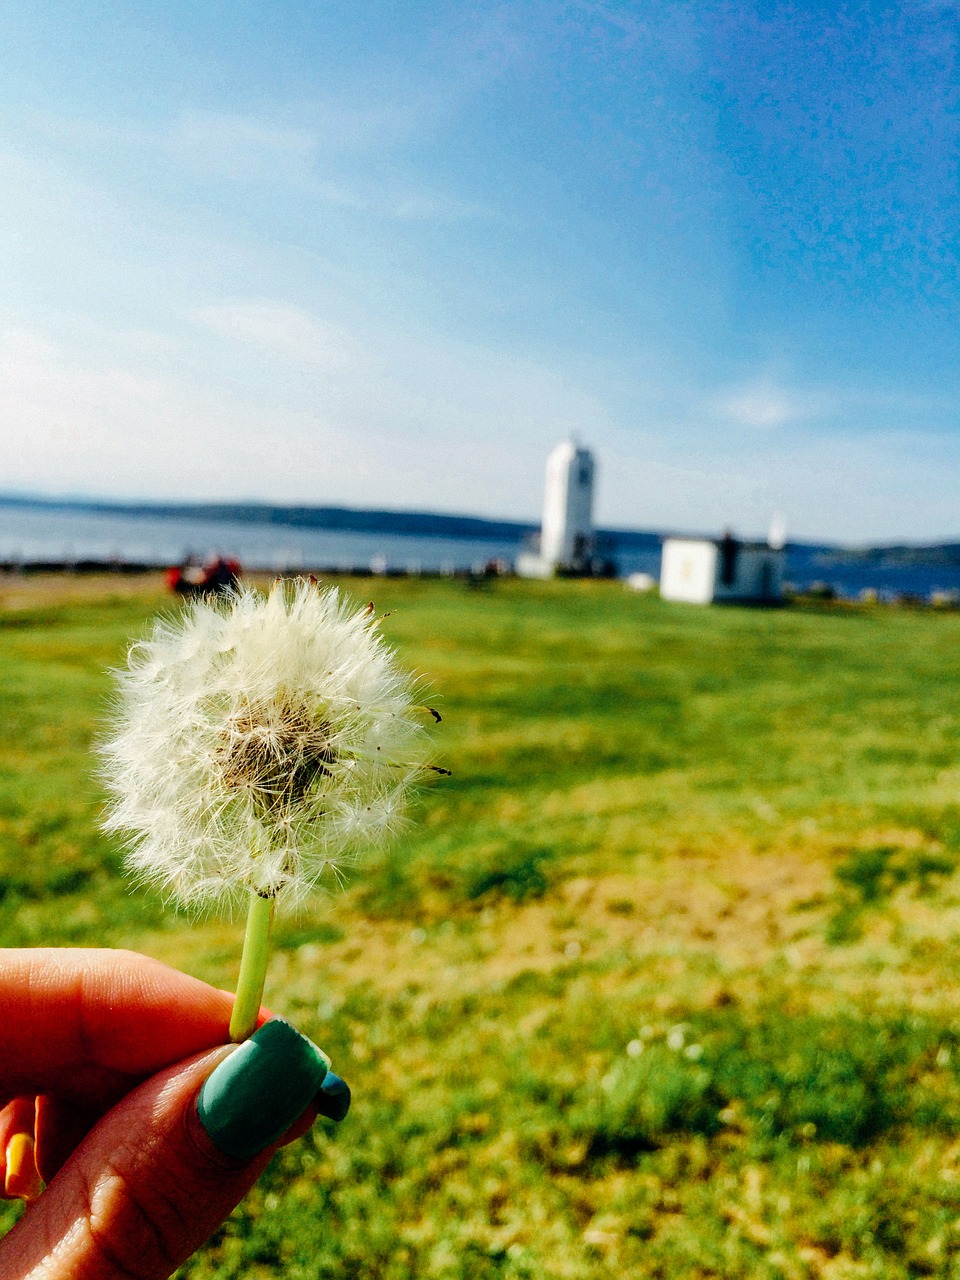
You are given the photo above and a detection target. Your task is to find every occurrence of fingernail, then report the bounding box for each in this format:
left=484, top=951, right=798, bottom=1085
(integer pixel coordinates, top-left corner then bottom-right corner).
left=316, top=1071, right=351, bottom=1122
left=196, top=1018, right=330, bottom=1159
left=5, top=1133, right=43, bottom=1201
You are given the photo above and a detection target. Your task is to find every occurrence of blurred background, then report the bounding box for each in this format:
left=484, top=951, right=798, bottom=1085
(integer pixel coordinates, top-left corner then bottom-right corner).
left=4, top=2, right=960, bottom=542
left=5, top=5, right=960, bottom=1278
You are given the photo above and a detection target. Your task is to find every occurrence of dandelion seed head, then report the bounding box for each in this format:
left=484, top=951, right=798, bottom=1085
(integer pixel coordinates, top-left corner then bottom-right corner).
left=100, top=580, right=435, bottom=913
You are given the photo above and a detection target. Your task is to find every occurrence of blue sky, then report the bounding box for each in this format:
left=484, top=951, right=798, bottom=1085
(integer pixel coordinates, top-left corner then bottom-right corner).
left=2, top=1, right=959, bottom=541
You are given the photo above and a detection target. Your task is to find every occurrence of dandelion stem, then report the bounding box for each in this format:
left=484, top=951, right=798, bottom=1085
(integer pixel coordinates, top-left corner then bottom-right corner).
left=229, top=889, right=276, bottom=1042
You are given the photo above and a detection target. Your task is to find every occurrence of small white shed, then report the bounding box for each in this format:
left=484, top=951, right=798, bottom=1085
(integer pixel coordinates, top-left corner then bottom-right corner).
left=660, top=535, right=784, bottom=605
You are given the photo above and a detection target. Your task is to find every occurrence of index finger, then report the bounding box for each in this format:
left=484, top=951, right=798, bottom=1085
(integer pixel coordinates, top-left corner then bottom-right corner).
left=0, top=949, right=236, bottom=1101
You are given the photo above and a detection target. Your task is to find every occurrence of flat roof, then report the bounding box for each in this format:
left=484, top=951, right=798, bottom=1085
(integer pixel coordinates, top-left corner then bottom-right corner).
left=662, top=536, right=783, bottom=552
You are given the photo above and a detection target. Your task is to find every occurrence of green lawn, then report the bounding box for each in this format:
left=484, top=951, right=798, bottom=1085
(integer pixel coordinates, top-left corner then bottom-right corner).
left=4, top=574, right=960, bottom=1277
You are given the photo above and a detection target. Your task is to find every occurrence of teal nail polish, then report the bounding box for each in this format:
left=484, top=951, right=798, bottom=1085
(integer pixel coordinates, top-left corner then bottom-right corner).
left=316, top=1071, right=351, bottom=1122
left=197, top=1018, right=330, bottom=1159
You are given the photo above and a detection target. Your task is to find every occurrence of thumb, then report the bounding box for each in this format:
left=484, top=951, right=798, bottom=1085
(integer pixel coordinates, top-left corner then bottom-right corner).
left=3, top=1019, right=345, bottom=1280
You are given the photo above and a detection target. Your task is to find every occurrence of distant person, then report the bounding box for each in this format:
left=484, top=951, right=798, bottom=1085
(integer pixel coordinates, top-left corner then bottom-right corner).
left=719, top=529, right=739, bottom=588
left=199, top=556, right=241, bottom=595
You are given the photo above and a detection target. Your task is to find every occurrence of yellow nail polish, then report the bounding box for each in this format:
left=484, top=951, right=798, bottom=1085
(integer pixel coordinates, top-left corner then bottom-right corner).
left=5, top=1133, right=43, bottom=1202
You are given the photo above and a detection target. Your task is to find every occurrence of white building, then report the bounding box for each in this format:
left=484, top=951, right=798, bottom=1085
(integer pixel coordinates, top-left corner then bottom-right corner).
left=518, top=440, right=596, bottom=577
left=660, top=533, right=784, bottom=605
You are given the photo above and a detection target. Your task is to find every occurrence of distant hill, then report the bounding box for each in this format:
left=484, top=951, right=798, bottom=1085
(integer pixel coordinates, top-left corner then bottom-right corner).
left=3, top=494, right=956, bottom=563
left=818, top=542, right=960, bottom=568
left=0, top=494, right=536, bottom=541
left=0, top=494, right=664, bottom=548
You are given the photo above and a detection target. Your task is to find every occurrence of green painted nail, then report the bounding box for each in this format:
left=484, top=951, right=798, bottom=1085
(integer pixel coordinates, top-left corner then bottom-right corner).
left=197, top=1018, right=330, bottom=1159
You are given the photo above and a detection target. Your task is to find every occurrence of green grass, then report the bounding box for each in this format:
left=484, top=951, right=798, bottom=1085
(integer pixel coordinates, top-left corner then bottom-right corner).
left=5, top=575, right=960, bottom=1276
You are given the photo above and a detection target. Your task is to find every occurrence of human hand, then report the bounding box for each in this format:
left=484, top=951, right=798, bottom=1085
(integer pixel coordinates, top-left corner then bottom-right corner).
left=0, top=948, right=349, bottom=1279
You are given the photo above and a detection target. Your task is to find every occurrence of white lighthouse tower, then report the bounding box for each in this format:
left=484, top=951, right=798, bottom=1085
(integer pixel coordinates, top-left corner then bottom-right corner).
left=518, top=440, right=596, bottom=576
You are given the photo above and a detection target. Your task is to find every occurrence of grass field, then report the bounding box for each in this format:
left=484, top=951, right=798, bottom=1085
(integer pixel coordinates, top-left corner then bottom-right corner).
left=4, top=572, right=960, bottom=1278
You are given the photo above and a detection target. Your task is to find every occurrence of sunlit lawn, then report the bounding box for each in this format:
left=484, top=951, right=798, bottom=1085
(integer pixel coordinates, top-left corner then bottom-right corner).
left=4, top=572, right=960, bottom=1277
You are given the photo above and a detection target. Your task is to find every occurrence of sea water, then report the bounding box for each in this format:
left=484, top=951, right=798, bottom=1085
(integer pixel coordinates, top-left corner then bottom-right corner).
left=0, top=505, right=522, bottom=576
left=2, top=504, right=959, bottom=600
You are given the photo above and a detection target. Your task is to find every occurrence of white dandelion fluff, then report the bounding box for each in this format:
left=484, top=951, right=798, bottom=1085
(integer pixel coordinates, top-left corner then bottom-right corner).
left=102, top=578, right=443, bottom=1041
left=101, top=579, right=438, bottom=915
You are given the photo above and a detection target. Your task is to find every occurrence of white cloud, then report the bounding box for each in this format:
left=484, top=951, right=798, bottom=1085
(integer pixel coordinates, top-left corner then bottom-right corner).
left=0, top=323, right=354, bottom=498
left=712, top=379, right=823, bottom=430
left=313, top=177, right=488, bottom=222
left=0, top=317, right=606, bottom=518
left=0, top=328, right=167, bottom=454
left=6, top=97, right=489, bottom=228
left=160, top=106, right=490, bottom=220
left=194, top=302, right=353, bottom=369
left=6, top=317, right=960, bottom=542
left=164, top=113, right=318, bottom=182
left=160, top=102, right=430, bottom=180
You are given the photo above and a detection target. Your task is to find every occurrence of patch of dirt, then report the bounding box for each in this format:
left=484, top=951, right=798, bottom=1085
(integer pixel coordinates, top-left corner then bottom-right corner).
left=134, top=831, right=960, bottom=1019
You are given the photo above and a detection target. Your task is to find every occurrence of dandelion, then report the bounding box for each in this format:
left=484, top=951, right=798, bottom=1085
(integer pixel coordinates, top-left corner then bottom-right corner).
left=101, top=578, right=442, bottom=1040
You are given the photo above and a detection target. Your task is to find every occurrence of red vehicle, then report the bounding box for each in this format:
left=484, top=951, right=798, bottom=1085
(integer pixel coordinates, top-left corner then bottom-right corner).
left=167, top=556, right=242, bottom=597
